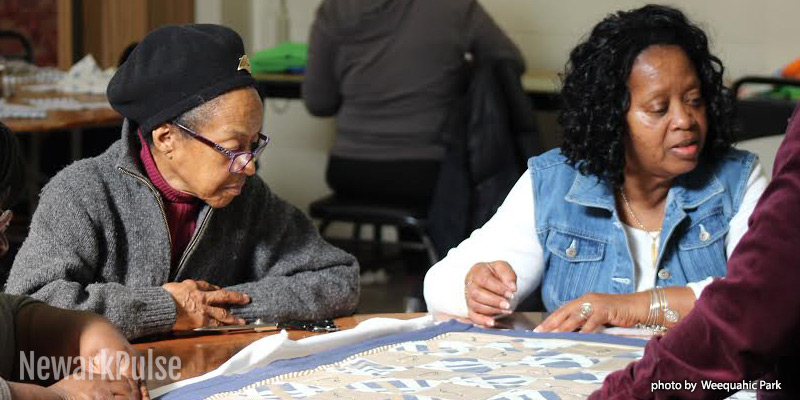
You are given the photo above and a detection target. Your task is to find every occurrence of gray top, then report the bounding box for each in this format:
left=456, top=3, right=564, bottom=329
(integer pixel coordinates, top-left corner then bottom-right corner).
left=0, top=293, right=39, bottom=396
left=303, top=0, right=523, bottom=160
left=5, top=120, right=360, bottom=339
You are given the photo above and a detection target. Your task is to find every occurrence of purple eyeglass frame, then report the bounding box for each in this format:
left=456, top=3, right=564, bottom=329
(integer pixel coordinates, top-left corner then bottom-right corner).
left=172, top=121, right=270, bottom=173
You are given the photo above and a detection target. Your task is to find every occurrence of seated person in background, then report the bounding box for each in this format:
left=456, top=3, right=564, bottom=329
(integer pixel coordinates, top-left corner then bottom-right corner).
left=591, top=102, right=800, bottom=400
left=0, top=122, right=145, bottom=399
left=425, top=5, right=767, bottom=332
left=303, top=0, right=522, bottom=311
left=5, top=24, right=359, bottom=340
left=303, top=0, right=522, bottom=209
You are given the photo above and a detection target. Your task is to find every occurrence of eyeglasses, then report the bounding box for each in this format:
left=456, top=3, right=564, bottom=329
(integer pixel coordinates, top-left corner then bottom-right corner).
left=172, top=121, right=270, bottom=173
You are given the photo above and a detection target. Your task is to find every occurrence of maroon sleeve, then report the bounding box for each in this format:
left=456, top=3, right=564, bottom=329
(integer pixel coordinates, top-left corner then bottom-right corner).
left=591, top=104, right=800, bottom=399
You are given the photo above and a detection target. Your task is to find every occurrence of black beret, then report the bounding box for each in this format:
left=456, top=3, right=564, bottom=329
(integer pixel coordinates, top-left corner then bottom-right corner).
left=107, top=24, right=256, bottom=134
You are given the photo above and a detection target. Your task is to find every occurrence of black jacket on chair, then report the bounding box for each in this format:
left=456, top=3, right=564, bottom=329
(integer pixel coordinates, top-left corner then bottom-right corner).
left=428, top=59, right=542, bottom=257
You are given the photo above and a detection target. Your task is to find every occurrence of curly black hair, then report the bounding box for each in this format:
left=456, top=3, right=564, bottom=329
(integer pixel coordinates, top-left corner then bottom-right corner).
left=559, top=4, right=735, bottom=186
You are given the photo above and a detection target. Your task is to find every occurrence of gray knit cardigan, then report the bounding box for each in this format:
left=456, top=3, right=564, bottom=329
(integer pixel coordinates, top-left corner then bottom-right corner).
left=5, top=120, right=360, bottom=339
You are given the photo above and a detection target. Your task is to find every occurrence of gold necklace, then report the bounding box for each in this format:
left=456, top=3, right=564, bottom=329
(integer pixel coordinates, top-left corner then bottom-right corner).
left=619, top=187, right=660, bottom=268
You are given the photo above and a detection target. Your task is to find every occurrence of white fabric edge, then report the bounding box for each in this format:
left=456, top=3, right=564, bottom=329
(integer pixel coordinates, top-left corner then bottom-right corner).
left=150, top=315, right=436, bottom=397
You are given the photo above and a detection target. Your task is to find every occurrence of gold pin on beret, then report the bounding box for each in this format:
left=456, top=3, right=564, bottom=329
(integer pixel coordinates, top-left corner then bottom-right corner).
left=237, top=55, right=251, bottom=73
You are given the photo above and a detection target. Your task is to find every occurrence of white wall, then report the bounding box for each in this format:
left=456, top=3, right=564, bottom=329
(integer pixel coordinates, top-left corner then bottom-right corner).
left=255, top=0, right=332, bottom=216
left=491, top=0, right=800, bottom=80
left=194, top=0, right=222, bottom=25
left=194, top=0, right=333, bottom=215
left=195, top=0, right=800, bottom=214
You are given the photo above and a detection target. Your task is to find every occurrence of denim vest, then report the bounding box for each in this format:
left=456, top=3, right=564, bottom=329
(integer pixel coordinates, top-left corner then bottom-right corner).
left=530, top=148, right=756, bottom=311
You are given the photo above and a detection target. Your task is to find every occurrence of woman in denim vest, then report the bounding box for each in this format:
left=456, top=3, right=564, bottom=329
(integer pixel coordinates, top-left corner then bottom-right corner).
left=424, top=5, right=768, bottom=333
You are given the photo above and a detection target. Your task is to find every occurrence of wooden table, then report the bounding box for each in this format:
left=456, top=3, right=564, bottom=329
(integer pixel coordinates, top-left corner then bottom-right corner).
left=133, top=312, right=547, bottom=390
left=522, top=68, right=562, bottom=110
left=1, top=92, right=121, bottom=134
left=253, top=70, right=562, bottom=109
left=253, top=73, right=304, bottom=99
left=0, top=87, right=123, bottom=214
left=1, top=87, right=122, bottom=161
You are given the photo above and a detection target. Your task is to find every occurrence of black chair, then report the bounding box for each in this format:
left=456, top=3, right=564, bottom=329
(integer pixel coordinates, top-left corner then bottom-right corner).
left=732, top=76, right=800, bottom=176
left=309, top=194, right=439, bottom=312
left=309, top=195, right=439, bottom=267
left=0, top=31, right=34, bottom=63
left=732, top=76, right=800, bottom=141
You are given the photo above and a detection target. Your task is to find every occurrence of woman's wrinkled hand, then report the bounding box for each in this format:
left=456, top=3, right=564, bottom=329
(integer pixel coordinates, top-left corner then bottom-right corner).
left=464, top=261, right=517, bottom=327
left=49, top=371, right=148, bottom=400
left=534, top=292, right=649, bottom=333
left=162, top=279, right=251, bottom=330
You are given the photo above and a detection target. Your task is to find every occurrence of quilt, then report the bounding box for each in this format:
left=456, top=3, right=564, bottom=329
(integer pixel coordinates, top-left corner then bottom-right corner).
left=160, top=320, right=756, bottom=399
left=161, top=321, right=644, bottom=399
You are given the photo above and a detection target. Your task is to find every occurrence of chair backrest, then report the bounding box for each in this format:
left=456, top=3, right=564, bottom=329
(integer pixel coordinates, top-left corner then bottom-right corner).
left=732, top=76, right=800, bottom=177
left=0, top=30, right=34, bottom=63
left=733, top=76, right=800, bottom=141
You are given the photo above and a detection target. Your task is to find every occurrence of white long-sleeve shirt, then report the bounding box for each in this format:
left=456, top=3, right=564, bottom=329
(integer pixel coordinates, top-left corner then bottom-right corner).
left=424, top=161, right=768, bottom=317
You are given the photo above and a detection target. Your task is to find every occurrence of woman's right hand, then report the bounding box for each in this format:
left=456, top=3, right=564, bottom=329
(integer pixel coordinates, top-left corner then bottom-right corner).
left=49, top=372, right=148, bottom=400
left=464, top=261, right=517, bottom=327
left=162, top=279, right=251, bottom=330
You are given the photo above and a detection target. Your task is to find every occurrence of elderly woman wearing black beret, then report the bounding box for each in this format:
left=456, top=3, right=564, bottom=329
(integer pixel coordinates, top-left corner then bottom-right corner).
left=5, top=24, right=359, bottom=339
